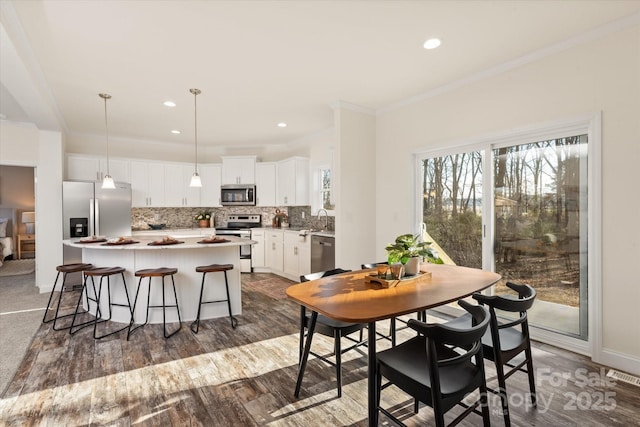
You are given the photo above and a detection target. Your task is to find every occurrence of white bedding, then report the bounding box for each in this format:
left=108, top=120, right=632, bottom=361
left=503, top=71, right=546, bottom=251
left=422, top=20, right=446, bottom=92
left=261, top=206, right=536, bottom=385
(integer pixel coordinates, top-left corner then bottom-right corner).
left=1, top=236, right=13, bottom=261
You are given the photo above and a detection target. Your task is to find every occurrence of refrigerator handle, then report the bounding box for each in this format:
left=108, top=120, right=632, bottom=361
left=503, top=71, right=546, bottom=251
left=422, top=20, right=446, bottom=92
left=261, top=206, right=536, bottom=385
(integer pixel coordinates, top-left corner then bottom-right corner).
left=94, top=199, right=100, bottom=236
left=89, top=199, right=96, bottom=236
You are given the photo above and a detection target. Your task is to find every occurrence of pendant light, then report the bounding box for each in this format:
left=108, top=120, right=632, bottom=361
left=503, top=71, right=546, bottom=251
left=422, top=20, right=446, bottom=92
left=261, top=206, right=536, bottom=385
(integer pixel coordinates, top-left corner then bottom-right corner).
left=189, top=88, right=202, bottom=187
left=99, top=93, right=116, bottom=189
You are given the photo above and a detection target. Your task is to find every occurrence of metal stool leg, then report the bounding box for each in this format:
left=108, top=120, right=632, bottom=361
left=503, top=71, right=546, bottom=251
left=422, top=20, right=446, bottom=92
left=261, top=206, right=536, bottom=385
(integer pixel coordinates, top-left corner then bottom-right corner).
left=190, top=272, right=207, bottom=334
left=222, top=271, right=238, bottom=329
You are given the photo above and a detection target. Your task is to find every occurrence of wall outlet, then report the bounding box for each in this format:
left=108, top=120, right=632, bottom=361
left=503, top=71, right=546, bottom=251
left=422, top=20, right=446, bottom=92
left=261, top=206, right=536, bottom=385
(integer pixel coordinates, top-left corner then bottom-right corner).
left=301, top=212, right=305, bottom=219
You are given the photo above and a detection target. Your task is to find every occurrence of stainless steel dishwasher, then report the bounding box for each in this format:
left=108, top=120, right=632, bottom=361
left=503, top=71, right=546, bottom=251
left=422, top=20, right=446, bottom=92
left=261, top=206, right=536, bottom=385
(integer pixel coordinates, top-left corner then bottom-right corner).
left=311, top=235, right=335, bottom=273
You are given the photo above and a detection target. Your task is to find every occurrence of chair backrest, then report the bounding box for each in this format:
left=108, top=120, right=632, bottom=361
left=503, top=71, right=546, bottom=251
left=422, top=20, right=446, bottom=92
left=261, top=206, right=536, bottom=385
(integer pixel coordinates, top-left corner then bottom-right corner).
left=407, top=299, right=489, bottom=366
left=300, top=268, right=351, bottom=283
left=473, top=282, right=536, bottom=332
left=360, top=262, right=388, bottom=269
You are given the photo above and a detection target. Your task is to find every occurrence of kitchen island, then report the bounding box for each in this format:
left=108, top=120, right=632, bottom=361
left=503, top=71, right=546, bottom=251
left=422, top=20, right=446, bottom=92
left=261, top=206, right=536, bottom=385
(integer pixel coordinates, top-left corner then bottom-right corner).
left=63, top=235, right=254, bottom=325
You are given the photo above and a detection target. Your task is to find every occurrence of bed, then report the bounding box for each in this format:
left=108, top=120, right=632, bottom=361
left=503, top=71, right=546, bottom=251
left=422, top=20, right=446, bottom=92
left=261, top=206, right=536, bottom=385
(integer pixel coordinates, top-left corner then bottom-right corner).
left=0, top=208, right=17, bottom=265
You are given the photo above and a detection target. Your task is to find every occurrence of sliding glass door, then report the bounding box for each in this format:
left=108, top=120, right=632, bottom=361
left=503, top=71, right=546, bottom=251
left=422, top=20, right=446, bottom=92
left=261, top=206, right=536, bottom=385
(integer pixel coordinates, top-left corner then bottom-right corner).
left=493, top=135, right=588, bottom=339
left=418, top=123, right=592, bottom=341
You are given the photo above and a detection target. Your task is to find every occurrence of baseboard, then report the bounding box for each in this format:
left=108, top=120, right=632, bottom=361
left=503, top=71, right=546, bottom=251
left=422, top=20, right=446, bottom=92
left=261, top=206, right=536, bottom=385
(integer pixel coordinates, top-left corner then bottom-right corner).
left=598, top=348, right=640, bottom=377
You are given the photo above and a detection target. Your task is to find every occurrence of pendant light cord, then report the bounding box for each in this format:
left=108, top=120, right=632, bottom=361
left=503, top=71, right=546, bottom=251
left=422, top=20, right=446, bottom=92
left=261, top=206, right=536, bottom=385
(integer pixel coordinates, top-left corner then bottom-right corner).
left=99, top=93, right=112, bottom=176
left=194, top=90, right=198, bottom=173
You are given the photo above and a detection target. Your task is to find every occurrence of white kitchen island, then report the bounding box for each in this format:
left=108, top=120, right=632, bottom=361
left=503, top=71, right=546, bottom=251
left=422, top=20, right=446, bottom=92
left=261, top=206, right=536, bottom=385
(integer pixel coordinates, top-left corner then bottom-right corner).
left=63, top=236, right=254, bottom=325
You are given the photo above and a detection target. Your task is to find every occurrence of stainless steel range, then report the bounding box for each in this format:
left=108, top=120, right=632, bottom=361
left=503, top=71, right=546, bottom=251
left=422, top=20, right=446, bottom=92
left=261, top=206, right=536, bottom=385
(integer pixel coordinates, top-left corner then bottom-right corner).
left=215, top=214, right=261, bottom=273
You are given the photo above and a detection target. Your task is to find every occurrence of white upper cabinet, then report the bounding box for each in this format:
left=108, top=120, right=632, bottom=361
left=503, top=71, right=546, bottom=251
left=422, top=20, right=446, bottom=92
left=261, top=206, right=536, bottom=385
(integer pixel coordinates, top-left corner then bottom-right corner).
left=255, top=162, right=276, bottom=206
left=200, top=164, right=222, bottom=207
left=164, top=163, right=201, bottom=207
left=277, top=157, right=309, bottom=206
left=130, top=160, right=165, bottom=207
left=67, top=154, right=129, bottom=183
left=221, top=156, right=256, bottom=184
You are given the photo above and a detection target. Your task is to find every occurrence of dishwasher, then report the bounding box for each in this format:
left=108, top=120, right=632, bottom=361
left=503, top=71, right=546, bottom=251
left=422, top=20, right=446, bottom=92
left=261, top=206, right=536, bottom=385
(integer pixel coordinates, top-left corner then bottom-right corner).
left=311, top=235, right=335, bottom=273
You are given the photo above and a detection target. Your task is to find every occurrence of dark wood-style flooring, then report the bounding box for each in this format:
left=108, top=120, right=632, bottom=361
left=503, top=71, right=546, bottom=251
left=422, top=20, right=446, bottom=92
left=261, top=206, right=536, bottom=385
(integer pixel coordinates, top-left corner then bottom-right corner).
left=1, top=272, right=638, bottom=426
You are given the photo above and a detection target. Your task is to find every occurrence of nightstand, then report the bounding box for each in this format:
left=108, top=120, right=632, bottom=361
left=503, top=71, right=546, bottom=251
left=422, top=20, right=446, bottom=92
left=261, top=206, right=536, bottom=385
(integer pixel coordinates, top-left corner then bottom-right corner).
left=18, top=234, right=36, bottom=259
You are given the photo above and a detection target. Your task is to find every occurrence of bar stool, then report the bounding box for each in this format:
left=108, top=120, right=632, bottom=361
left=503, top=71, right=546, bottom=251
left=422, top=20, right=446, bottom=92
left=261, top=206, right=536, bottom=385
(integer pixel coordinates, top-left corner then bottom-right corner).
left=128, top=267, right=182, bottom=339
left=69, top=266, right=133, bottom=339
left=43, top=263, right=93, bottom=330
left=190, top=263, right=238, bottom=334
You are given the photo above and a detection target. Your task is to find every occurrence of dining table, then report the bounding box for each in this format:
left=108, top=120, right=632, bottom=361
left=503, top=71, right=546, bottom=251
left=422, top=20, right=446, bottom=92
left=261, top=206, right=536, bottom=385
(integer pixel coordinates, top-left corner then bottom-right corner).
left=286, top=263, right=501, bottom=426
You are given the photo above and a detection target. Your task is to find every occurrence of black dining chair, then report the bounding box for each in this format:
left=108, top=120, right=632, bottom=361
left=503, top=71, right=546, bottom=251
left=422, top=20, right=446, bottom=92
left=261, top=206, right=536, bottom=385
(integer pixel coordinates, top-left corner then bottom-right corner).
left=362, top=262, right=426, bottom=347
left=474, top=282, right=537, bottom=427
left=376, top=299, right=491, bottom=427
left=295, top=268, right=366, bottom=398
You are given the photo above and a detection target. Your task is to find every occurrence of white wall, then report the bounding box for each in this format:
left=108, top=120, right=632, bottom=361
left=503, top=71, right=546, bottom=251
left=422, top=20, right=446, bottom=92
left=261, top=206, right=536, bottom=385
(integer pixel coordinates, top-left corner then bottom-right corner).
left=1, top=122, right=64, bottom=292
left=375, top=25, right=640, bottom=373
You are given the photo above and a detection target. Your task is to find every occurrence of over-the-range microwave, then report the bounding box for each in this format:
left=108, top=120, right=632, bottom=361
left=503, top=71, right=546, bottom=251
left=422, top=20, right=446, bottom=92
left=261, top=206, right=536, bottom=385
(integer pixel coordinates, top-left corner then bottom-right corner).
left=220, top=184, right=256, bottom=206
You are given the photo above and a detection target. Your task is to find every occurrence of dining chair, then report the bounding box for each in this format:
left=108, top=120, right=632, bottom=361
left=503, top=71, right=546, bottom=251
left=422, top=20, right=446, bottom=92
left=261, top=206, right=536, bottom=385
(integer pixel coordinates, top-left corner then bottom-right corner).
left=296, top=268, right=366, bottom=398
left=376, top=299, right=491, bottom=427
left=473, top=282, right=537, bottom=427
left=362, top=262, right=426, bottom=346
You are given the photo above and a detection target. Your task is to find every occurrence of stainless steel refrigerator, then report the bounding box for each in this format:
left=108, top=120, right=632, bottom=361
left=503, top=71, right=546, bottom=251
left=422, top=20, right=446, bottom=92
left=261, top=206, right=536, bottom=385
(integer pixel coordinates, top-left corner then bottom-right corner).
left=63, top=181, right=132, bottom=277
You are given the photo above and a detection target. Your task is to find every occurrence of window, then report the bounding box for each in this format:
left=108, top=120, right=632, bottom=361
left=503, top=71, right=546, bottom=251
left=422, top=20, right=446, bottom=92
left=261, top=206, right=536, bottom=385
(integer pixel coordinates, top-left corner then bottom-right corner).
left=416, top=114, right=600, bottom=350
left=320, top=167, right=334, bottom=211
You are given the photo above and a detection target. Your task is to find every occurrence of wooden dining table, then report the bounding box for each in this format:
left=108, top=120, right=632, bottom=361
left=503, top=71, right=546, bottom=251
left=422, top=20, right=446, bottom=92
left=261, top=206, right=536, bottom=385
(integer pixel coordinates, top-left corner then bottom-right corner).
left=286, top=263, right=501, bottom=426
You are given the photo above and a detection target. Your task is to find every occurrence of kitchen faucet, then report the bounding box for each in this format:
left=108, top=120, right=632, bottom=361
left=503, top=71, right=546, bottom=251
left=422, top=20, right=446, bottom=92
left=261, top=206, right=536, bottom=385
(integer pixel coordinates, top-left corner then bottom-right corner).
left=317, top=209, right=329, bottom=230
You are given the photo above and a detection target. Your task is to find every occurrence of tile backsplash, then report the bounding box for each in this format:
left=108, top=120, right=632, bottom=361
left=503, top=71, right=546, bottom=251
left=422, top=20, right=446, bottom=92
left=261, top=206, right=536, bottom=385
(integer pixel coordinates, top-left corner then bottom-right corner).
left=132, top=206, right=334, bottom=231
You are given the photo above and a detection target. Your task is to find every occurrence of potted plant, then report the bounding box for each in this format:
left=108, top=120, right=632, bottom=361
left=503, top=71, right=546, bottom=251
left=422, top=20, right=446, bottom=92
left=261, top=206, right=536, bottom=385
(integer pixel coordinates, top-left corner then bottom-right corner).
left=385, top=233, right=442, bottom=276
left=195, top=211, right=212, bottom=228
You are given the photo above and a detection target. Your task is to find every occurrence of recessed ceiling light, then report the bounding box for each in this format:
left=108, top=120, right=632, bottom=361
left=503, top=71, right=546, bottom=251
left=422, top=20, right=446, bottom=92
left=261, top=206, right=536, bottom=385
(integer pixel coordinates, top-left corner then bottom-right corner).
left=423, top=38, right=441, bottom=50
left=171, top=129, right=181, bottom=134
left=164, top=101, right=176, bottom=107
left=277, top=122, right=287, bottom=128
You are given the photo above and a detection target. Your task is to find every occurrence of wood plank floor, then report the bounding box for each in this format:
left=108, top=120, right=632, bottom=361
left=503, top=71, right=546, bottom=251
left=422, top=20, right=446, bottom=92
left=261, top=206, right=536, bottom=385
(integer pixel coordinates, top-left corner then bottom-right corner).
left=1, top=272, right=638, bottom=426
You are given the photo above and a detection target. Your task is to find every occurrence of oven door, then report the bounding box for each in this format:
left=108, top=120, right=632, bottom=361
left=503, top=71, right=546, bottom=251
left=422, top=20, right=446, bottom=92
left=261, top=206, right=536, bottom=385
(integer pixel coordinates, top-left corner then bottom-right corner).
left=217, top=231, right=252, bottom=273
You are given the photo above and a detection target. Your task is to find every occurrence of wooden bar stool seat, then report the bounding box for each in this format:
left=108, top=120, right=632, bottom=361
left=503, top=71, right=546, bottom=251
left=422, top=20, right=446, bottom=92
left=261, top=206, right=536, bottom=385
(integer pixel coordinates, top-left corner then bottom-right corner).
left=69, top=266, right=132, bottom=339
left=43, top=263, right=94, bottom=331
left=128, top=267, right=182, bottom=339
left=191, top=263, right=237, bottom=333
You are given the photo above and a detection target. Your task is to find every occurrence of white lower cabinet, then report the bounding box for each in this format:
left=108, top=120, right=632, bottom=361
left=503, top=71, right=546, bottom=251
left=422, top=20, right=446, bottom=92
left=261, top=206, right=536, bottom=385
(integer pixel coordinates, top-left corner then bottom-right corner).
left=250, top=229, right=267, bottom=271
left=283, top=230, right=311, bottom=281
left=265, top=229, right=284, bottom=274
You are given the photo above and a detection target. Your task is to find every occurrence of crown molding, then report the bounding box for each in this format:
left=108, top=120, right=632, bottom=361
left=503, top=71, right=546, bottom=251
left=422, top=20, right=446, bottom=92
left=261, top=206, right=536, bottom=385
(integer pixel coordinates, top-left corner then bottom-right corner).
left=330, top=100, right=376, bottom=116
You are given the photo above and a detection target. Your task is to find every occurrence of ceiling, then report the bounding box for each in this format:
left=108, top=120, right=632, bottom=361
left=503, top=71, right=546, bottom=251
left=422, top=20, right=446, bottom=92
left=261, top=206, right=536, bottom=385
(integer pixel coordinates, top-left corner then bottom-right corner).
left=2, top=1, right=640, bottom=150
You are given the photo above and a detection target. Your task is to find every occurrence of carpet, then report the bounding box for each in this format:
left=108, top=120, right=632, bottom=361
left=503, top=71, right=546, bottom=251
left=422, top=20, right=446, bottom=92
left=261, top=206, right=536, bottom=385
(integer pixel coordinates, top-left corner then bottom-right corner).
left=0, top=259, right=35, bottom=277
left=243, top=275, right=296, bottom=300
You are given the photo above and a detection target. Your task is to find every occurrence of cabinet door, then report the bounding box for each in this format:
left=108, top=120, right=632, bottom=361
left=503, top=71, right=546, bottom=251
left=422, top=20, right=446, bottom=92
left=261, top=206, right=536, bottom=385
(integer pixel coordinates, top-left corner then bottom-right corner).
left=277, top=157, right=309, bottom=206
left=222, top=156, right=256, bottom=184
left=283, top=232, right=299, bottom=277
left=147, top=163, right=165, bottom=207
left=266, top=230, right=283, bottom=272
left=164, top=164, right=185, bottom=207
left=100, top=158, right=130, bottom=183
left=255, top=162, right=276, bottom=206
left=200, top=164, right=222, bottom=207
left=251, top=229, right=266, bottom=268
left=298, top=236, right=311, bottom=277
left=67, top=155, right=101, bottom=181
left=130, top=161, right=149, bottom=207
left=277, top=159, right=295, bottom=205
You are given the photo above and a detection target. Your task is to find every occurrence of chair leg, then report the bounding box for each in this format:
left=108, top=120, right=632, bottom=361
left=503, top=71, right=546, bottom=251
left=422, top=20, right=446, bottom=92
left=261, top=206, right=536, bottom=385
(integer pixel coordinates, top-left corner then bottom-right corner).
left=190, top=272, right=207, bottom=334
left=495, top=362, right=511, bottom=427
left=222, top=271, right=238, bottom=329
left=390, top=318, right=396, bottom=347
left=161, top=274, right=181, bottom=338
left=127, top=276, right=149, bottom=340
left=42, top=271, right=62, bottom=324
left=335, top=329, right=342, bottom=398
left=525, top=345, right=537, bottom=406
